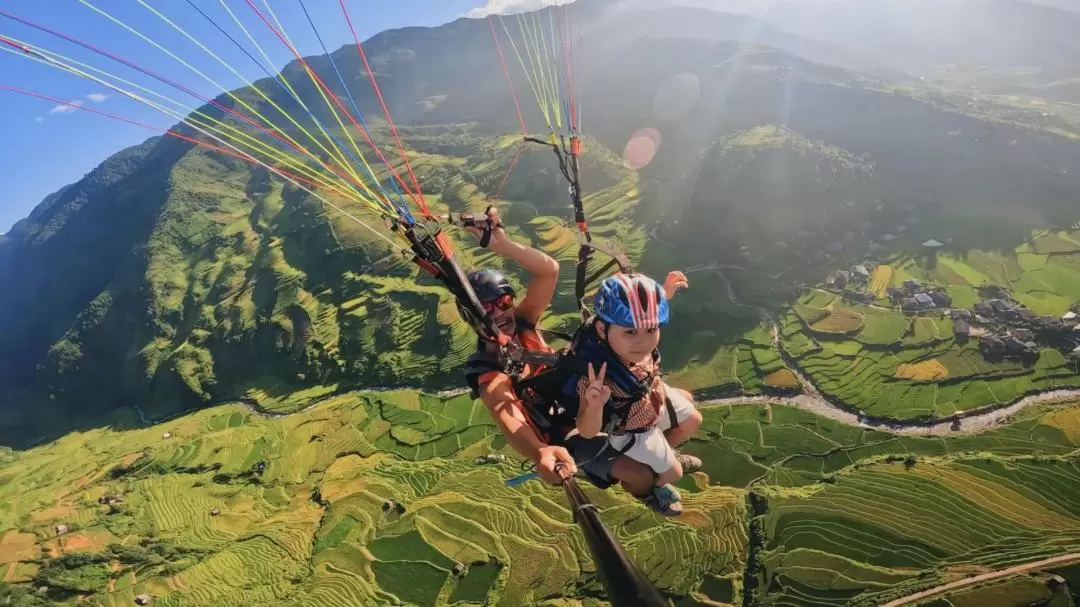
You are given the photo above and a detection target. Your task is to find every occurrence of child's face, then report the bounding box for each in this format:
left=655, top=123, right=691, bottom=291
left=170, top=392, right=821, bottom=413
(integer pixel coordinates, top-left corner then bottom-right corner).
left=600, top=323, right=660, bottom=364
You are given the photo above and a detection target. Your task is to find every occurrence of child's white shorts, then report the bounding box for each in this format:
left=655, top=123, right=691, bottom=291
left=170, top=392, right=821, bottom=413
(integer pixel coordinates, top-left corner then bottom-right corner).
left=606, top=426, right=676, bottom=475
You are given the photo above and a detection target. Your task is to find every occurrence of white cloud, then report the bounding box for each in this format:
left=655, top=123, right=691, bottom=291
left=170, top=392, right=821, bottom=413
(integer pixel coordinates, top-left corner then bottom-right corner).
left=86, top=93, right=108, bottom=102
left=465, top=0, right=578, bottom=18
left=48, top=99, right=84, bottom=114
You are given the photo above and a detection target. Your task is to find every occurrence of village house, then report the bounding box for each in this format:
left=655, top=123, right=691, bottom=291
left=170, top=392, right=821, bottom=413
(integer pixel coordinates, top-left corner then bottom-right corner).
left=914, top=293, right=935, bottom=309
left=981, top=335, right=1005, bottom=356
left=973, top=302, right=994, bottom=316
left=953, top=319, right=971, bottom=339
left=949, top=309, right=973, bottom=321
left=1012, top=328, right=1035, bottom=343
left=1006, top=337, right=1028, bottom=355
left=1038, top=315, right=1060, bottom=329
left=930, top=291, right=952, bottom=307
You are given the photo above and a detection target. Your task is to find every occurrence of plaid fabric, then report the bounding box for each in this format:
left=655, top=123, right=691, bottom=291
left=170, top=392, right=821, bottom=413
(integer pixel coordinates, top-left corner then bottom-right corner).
left=576, top=356, right=665, bottom=433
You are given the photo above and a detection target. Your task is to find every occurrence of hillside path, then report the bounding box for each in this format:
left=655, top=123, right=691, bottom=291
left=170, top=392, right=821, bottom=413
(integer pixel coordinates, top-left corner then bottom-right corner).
left=880, top=553, right=1080, bottom=607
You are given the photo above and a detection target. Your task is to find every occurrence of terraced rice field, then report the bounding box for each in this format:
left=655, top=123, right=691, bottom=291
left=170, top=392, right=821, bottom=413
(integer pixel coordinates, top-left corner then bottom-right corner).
left=780, top=280, right=1080, bottom=419
left=870, top=265, right=894, bottom=298
left=681, top=401, right=1080, bottom=607
left=666, top=322, right=797, bottom=397
left=0, top=390, right=748, bottom=606
left=5, top=388, right=1080, bottom=606
left=811, top=309, right=865, bottom=334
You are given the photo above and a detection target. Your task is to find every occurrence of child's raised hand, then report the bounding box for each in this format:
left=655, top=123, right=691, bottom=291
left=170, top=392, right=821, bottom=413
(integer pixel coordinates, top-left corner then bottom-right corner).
left=663, top=271, right=689, bottom=298
left=583, top=362, right=611, bottom=409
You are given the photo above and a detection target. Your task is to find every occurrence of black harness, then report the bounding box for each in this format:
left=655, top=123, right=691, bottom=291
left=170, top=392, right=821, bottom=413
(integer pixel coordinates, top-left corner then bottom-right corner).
left=464, top=319, right=673, bottom=447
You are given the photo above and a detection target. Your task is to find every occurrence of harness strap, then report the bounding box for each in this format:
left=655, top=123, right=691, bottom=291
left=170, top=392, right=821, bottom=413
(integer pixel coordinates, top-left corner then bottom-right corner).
left=665, top=396, right=679, bottom=431
left=610, top=433, right=637, bottom=457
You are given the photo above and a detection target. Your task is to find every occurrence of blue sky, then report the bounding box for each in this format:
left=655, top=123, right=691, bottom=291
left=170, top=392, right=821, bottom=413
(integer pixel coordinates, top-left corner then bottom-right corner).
left=0, top=0, right=543, bottom=233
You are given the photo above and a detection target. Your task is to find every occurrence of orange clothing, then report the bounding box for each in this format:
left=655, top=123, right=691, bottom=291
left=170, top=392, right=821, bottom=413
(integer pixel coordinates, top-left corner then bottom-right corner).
left=476, top=324, right=552, bottom=388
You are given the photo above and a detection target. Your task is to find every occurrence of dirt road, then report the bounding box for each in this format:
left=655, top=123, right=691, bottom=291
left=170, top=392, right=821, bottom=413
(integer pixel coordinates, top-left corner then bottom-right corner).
left=880, top=553, right=1080, bottom=607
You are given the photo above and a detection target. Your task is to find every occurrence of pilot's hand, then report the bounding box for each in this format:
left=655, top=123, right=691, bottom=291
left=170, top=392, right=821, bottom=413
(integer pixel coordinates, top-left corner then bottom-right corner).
left=535, top=445, right=576, bottom=484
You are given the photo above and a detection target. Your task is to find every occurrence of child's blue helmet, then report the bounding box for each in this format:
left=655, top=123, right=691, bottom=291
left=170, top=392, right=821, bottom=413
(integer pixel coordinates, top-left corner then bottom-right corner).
left=593, top=273, right=669, bottom=329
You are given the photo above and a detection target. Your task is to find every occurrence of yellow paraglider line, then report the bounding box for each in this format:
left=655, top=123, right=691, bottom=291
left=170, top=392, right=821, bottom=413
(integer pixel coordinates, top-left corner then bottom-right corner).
left=498, top=14, right=554, bottom=131
left=77, top=0, right=367, bottom=196
left=0, top=41, right=403, bottom=250
left=0, top=37, right=394, bottom=217
left=254, top=0, right=394, bottom=216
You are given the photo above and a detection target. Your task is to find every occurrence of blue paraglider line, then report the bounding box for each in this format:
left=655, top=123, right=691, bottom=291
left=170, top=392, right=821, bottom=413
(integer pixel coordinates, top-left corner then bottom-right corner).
left=297, top=0, right=415, bottom=225
left=185, top=0, right=409, bottom=222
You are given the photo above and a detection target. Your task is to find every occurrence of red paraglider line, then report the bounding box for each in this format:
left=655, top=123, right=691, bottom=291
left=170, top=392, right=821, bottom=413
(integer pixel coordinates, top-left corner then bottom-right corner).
left=242, top=0, right=425, bottom=215
left=336, top=0, right=431, bottom=216
left=488, top=15, right=528, bottom=200
left=0, top=84, right=355, bottom=199
left=489, top=16, right=528, bottom=134
left=0, top=10, right=382, bottom=201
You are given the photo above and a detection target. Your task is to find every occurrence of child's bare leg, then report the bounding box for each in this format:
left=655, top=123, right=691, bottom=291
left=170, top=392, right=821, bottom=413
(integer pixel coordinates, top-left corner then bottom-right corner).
left=664, top=407, right=702, bottom=448
left=609, top=455, right=654, bottom=498
left=663, top=388, right=702, bottom=447
left=654, top=457, right=683, bottom=487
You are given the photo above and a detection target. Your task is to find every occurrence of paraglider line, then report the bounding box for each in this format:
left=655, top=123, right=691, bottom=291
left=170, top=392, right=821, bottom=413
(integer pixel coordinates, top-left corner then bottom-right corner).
left=183, top=0, right=402, bottom=218
left=336, top=0, right=431, bottom=217
left=296, top=0, right=412, bottom=221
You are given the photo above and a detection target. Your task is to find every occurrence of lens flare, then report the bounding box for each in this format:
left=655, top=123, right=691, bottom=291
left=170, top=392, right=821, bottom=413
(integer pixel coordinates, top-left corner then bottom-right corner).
left=623, top=127, right=661, bottom=170
left=653, top=72, right=700, bottom=122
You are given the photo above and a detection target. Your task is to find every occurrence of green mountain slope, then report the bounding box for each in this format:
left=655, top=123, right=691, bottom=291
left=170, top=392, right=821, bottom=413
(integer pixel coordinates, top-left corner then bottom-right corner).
left=5, top=4, right=1080, bottom=605
left=0, top=115, right=643, bottom=443
left=3, top=3, right=1080, bottom=445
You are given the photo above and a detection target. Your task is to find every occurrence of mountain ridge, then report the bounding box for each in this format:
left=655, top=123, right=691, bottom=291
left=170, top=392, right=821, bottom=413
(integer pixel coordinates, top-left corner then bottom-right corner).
left=3, top=3, right=1080, bottom=447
